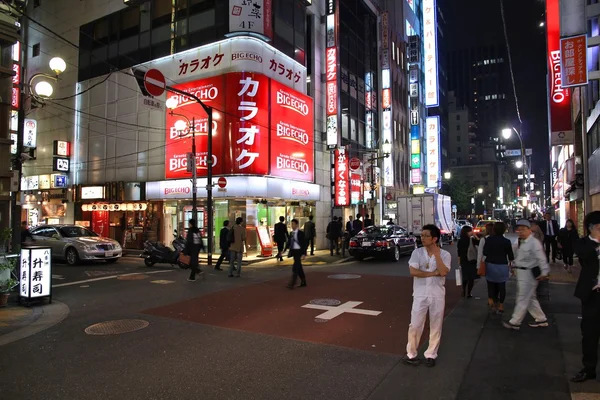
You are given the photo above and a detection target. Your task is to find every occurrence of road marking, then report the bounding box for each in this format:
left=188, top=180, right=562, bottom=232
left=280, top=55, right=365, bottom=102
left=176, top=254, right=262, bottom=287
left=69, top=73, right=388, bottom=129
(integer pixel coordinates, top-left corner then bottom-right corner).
left=52, top=274, right=65, bottom=280
left=302, top=301, right=382, bottom=321
left=150, top=280, right=175, bottom=284
left=52, top=270, right=172, bottom=288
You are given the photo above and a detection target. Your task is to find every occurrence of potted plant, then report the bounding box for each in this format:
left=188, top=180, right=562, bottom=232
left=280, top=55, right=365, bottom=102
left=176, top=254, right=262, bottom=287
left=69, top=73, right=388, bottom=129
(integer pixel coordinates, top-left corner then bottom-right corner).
left=0, top=227, right=11, bottom=253
left=0, top=278, right=17, bottom=307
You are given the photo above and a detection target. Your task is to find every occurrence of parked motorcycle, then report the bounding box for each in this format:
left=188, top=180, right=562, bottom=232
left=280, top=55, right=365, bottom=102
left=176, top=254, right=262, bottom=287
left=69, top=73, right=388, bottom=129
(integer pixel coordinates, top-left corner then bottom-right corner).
left=142, top=230, right=188, bottom=268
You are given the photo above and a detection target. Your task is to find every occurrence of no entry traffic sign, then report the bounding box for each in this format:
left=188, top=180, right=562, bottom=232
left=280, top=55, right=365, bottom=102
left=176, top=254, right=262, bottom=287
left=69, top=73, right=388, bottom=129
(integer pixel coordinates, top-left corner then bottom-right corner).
left=217, top=177, right=227, bottom=188
left=349, top=157, right=361, bottom=171
left=144, top=69, right=166, bottom=97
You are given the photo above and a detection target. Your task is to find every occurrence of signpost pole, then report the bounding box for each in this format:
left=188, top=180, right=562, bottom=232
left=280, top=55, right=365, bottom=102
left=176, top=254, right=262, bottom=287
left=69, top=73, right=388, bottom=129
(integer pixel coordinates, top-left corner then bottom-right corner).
left=191, top=117, right=197, bottom=230
left=207, top=109, right=213, bottom=266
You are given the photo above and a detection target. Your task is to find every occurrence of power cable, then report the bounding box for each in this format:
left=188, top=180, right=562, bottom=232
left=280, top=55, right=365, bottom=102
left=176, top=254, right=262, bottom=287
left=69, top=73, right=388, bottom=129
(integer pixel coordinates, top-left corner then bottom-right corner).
left=499, top=0, right=523, bottom=125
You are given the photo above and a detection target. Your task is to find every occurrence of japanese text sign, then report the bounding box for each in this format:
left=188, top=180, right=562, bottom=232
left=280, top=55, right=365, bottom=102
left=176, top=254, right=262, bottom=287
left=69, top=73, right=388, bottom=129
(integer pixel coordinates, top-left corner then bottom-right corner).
left=423, top=0, right=439, bottom=107
left=426, top=116, right=440, bottom=188
left=351, top=173, right=362, bottom=205
left=560, top=34, right=587, bottom=87
left=20, top=247, right=52, bottom=299
left=334, top=148, right=349, bottom=206
left=229, top=0, right=272, bottom=39
left=23, top=119, right=37, bottom=148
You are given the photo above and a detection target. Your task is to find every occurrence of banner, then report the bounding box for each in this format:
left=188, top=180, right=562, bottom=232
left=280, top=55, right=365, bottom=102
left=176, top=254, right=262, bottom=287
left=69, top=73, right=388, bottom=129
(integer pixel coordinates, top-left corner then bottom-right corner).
left=423, top=0, right=439, bottom=107
left=270, top=79, right=314, bottom=182
left=546, top=0, right=573, bottom=140
left=560, top=35, right=587, bottom=88
left=334, top=148, right=349, bottom=206
left=426, top=116, right=440, bottom=188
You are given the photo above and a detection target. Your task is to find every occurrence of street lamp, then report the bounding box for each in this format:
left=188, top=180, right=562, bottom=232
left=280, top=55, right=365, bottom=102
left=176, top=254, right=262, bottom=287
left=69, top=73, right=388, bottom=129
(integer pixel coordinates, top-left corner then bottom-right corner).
left=515, top=160, right=523, bottom=169
left=477, top=187, right=483, bottom=194
left=165, top=90, right=214, bottom=266
left=29, top=56, right=66, bottom=99
left=501, top=126, right=528, bottom=218
left=444, top=171, right=451, bottom=180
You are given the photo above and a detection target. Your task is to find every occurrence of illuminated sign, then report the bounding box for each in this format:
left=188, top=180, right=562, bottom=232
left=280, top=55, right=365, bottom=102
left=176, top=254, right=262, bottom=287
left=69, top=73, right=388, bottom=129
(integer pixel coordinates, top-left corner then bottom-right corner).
left=325, top=0, right=338, bottom=147
left=560, top=35, right=588, bottom=87
left=10, top=133, right=17, bottom=155
left=411, top=169, right=421, bottom=184
left=423, top=0, right=439, bottom=107
left=426, top=116, right=440, bottom=188
left=23, top=119, right=37, bottom=148
left=546, top=0, right=573, bottom=140
left=382, top=110, right=393, bottom=187
left=81, top=186, right=105, bottom=200
left=334, top=148, right=349, bottom=206
left=411, top=139, right=421, bottom=154
left=20, top=247, right=52, bottom=299
left=53, top=157, right=70, bottom=172
left=229, top=0, right=273, bottom=39
left=52, top=174, right=68, bottom=188
left=53, top=140, right=71, bottom=157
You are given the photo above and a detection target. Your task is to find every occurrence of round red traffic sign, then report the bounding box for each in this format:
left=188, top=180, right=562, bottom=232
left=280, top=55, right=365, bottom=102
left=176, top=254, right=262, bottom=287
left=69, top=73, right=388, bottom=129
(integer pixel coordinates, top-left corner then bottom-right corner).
left=217, top=177, right=227, bottom=188
left=349, top=157, right=361, bottom=171
left=144, top=69, right=166, bottom=97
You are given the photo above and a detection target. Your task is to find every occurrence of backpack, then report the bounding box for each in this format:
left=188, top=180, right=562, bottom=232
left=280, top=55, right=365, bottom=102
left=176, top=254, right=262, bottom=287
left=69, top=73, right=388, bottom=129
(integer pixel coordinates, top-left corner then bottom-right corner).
left=227, top=226, right=235, bottom=244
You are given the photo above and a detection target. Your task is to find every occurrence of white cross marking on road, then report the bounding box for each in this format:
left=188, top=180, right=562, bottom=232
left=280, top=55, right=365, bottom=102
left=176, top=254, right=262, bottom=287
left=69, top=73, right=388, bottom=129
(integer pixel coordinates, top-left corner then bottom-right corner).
left=302, top=301, right=382, bottom=320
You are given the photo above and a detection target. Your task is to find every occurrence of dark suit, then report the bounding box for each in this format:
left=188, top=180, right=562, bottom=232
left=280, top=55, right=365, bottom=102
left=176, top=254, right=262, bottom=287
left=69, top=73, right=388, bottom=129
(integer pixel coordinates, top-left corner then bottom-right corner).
left=303, top=220, right=316, bottom=255
left=327, top=220, right=342, bottom=255
left=274, top=222, right=289, bottom=260
left=215, top=227, right=230, bottom=269
left=574, top=237, right=600, bottom=375
left=541, top=219, right=560, bottom=262
left=287, top=229, right=307, bottom=287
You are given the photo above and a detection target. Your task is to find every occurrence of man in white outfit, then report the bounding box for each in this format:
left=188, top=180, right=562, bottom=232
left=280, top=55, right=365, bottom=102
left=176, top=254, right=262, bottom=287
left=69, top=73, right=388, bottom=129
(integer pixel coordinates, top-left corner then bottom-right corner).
left=503, top=219, right=550, bottom=330
left=403, top=224, right=452, bottom=368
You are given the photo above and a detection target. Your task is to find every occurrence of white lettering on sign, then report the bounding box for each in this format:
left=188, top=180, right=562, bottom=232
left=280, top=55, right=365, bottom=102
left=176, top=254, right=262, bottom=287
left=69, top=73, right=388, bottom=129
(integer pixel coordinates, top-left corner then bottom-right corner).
left=423, top=0, right=439, bottom=107
left=276, top=122, right=309, bottom=145
left=550, top=50, right=565, bottom=103
left=302, top=301, right=382, bottom=321
left=235, top=77, right=261, bottom=169
left=334, top=148, right=349, bottom=206
left=276, top=156, right=309, bottom=174
left=169, top=154, right=218, bottom=173
left=231, top=51, right=263, bottom=63
left=276, top=90, right=309, bottom=115
left=164, top=186, right=191, bottom=196
left=292, top=188, right=310, bottom=197
left=169, top=86, right=219, bottom=109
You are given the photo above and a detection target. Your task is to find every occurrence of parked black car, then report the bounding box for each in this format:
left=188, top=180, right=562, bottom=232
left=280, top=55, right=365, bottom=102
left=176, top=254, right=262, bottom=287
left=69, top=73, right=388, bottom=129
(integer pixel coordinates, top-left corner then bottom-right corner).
left=348, top=225, right=417, bottom=261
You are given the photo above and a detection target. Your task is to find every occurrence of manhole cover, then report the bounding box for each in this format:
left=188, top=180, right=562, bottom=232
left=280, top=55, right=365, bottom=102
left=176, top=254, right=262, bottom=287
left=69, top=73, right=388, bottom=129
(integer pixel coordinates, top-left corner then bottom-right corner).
left=117, top=274, right=149, bottom=281
left=85, top=319, right=149, bottom=335
left=150, top=280, right=175, bottom=284
left=327, top=274, right=361, bottom=280
left=310, top=298, right=341, bottom=306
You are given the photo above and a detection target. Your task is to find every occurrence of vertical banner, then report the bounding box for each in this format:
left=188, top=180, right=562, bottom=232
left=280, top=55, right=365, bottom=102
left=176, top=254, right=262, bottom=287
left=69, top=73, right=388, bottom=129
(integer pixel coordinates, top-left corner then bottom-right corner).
left=351, top=173, right=362, bottom=205
left=423, top=0, right=439, bottom=107
left=91, top=211, right=110, bottom=238
left=229, top=0, right=272, bottom=39
left=334, top=148, right=349, bottom=206
left=546, top=0, right=573, bottom=144
left=325, top=0, right=339, bottom=148
left=426, top=116, right=440, bottom=188
left=560, top=35, right=588, bottom=88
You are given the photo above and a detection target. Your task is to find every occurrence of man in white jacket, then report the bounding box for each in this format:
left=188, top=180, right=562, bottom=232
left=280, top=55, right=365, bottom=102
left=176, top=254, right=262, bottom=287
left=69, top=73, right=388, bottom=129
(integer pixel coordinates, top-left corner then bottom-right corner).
left=503, top=220, right=550, bottom=330
left=403, top=224, right=452, bottom=368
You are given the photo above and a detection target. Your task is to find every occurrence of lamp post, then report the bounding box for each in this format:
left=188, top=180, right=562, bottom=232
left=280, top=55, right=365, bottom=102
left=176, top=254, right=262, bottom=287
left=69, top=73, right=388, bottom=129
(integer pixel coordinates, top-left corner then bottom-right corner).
left=11, top=56, right=66, bottom=252
left=368, top=139, right=391, bottom=222
left=165, top=88, right=214, bottom=266
left=502, top=126, right=528, bottom=218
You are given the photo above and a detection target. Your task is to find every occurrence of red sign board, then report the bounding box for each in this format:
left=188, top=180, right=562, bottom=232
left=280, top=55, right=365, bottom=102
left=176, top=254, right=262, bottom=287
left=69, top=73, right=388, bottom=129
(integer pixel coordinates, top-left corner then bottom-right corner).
left=270, top=79, right=314, bottom=182
left=334, top=148, right=349, bottom=206
left=326, top=48, right=337, bottom=116
left=560, top=34, right=587, bottom=88
left=349, top=157, right=361, bottom=171
left=91, top=210, right=110, bottom=238
left=256, top=226, right=273, bottom=257
left=144, top=68, right=166, bottom=97
left=217, top=176, right=227, bottom=188
left=11, top=87, right=19, bottom=109
left=12, top=63, right=20, bottom=85
left=546, top=0, right=573, bottom=134
left=350, top=173, right=362, bottom=205
left=382, top=88, right=391, bottom=110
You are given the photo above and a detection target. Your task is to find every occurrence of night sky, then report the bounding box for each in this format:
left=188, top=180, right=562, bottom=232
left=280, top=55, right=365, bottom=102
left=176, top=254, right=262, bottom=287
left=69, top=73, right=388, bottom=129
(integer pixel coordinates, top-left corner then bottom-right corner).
left=442, top=0, right=549, bottom=179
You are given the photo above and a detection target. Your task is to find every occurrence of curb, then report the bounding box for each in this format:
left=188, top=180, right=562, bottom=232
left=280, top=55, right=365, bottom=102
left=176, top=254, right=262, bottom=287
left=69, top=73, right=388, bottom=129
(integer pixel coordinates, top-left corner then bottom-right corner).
left=0, top=301, right=70, bottom=347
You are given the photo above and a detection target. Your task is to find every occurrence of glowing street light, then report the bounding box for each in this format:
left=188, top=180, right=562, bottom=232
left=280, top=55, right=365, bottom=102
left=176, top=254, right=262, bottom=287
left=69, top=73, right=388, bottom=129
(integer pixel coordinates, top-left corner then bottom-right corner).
left=515, top=160, right=523, bottom=169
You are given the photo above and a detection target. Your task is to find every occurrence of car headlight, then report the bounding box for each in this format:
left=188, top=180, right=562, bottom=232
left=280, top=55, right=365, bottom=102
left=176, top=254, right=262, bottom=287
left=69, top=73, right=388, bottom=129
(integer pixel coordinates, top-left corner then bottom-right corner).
left=81, top=244, right=95, bottom=251
left=114, top=242, right=121, bottom=249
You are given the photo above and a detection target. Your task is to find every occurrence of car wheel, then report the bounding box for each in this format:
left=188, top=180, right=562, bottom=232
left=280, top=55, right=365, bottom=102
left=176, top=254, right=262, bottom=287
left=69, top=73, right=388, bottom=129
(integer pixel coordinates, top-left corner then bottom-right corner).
left=390, top=245, right=400, bottom=262
left=65, top=247, right=80, bottom=266
left=144, top=257, right=155, bottom=267
left=105, top=258, right=119, bottom=264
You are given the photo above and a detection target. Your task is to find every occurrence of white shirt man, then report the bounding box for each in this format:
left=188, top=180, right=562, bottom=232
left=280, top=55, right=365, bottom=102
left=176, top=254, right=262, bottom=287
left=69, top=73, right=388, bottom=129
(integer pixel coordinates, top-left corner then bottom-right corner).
left=503, top=220, right=550, bottom=330
left=403, top=225, right=452, bottom=368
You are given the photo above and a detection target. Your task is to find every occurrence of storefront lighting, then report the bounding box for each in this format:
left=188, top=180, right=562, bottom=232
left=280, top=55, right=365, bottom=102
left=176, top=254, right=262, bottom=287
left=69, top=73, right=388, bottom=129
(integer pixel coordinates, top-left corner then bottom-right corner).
left=49, top=57, right=66, bottom=75
left=477, top=188, right=483, bottom=194
left=444, top=171, right=451, bottom=180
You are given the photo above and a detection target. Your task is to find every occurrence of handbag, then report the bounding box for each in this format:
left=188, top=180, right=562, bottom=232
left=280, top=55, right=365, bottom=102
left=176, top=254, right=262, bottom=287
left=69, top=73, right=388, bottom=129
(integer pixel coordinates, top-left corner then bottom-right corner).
left=455, top=268, right=462, bottom=286
left=477, top=259, right=486, bottom=276
left=531, top=266, right=541, bottom=278
left=467, top=237, right=478, bottom=262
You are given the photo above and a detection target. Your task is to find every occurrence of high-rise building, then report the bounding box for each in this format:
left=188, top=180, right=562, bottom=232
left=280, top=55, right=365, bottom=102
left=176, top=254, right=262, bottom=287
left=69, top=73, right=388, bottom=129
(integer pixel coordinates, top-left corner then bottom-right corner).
left=447, top=44, right=510, bottom=140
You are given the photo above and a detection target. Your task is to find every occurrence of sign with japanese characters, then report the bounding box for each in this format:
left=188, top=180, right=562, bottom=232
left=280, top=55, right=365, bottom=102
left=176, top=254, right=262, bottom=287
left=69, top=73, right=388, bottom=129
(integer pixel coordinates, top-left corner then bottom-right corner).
left=53, top=157, right=70, bottom=172
left=334, top=148, right=349, bottom=206
left=560, top=34, right=587, bottom=87
left=146, top=37, right=306, bottom=94
left=53, top=140, right=70, bottom=157
left=351, top=173, right=362, bottom=205
left=23, top=119, right=37, bottom=148
left=270, top=79, right=314, bottom=182
left=229, top=0, right=272, bottom=40
left=423, top=0, right=439, bottom=107
left=426, top=116, right=440, bottom=188
left=546, top=0, right=573, bottom=140
left=325, top=0, right=339, bottom=147
left=382, top=110, right=393, bottom=187
left=20, top=247, right=52, bottom=299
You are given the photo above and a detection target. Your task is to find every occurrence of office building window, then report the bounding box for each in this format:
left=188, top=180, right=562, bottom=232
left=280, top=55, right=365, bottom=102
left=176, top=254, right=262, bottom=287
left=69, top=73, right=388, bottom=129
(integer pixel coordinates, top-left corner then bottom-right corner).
left=32, top=43, right=40, bottom=57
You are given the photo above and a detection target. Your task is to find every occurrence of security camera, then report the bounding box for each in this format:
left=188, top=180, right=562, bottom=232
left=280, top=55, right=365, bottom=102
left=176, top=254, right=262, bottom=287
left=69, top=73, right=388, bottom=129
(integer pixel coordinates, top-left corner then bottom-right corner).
left=20, top=153, right=33, bottom=161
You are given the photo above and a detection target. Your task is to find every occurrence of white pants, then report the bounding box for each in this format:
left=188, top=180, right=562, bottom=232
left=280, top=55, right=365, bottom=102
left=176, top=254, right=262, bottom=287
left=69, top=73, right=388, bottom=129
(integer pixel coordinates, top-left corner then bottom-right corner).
left=509, top=269, right=547, bottom=325
left=406, top=296, right=445, bottom=359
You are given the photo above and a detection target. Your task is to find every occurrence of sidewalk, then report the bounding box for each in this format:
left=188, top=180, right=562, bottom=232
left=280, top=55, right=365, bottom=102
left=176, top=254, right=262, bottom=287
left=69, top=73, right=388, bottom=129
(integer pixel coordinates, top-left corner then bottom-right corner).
left=0, top=300, right=69, bottom=347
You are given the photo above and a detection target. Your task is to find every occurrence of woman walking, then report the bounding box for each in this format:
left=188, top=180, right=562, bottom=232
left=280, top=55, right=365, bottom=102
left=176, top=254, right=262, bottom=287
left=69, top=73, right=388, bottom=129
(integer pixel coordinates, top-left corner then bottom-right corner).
left=457, top=226, right=479, bottom=298
left=483, top=222, right=514, bottom=313
left=558, top=219, right=579, bottom=273
left=185, top=219, right=204, bottom=282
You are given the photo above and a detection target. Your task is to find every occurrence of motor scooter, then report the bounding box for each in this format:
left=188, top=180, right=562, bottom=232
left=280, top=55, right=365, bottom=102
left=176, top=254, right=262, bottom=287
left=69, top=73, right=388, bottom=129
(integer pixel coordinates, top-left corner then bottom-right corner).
left=142, top=230, right=187, bottom=268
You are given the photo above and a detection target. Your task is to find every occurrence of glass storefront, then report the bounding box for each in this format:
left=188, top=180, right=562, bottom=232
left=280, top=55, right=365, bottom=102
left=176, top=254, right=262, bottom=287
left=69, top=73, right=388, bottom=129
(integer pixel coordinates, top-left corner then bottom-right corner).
left=157, top=199, right=316, bottom=255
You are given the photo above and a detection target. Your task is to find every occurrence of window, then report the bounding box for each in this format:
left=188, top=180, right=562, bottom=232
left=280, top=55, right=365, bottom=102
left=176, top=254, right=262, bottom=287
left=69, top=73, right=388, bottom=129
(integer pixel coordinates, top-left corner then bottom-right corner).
left=457, top=135, right=461, bottom=141
left=456, top=125, right=460, bottom=131
left=457, top=147, right=462, bottom=152
left=456, top=115, right=460, bottom=120
left=32, top=43, right=40, bottom=57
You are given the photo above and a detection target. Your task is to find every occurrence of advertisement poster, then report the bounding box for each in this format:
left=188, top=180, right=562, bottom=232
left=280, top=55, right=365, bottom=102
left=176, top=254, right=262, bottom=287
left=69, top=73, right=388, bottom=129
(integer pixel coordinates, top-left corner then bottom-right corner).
left=269, top=79, right=314, bottom=182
